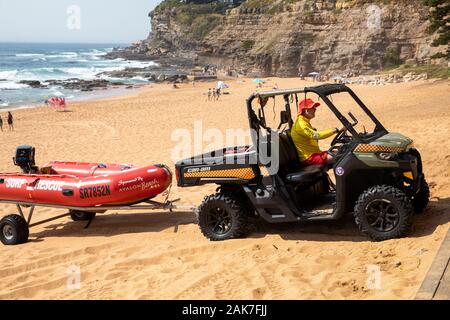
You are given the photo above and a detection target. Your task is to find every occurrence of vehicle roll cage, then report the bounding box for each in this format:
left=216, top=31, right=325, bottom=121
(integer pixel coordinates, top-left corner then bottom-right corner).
left=246, top=84, right=388, bottom=143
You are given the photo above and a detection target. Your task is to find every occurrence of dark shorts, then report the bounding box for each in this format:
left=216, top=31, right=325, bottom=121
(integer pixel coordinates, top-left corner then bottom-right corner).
left=302, top=151, right=328, bottom=166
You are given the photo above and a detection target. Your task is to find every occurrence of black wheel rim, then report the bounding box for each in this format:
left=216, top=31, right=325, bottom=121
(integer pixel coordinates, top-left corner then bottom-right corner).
left=365, top=199, right=400, bottom=232
left=2, top=224, right=14, bottom=241
left=206, top=207, right=232, bottom=235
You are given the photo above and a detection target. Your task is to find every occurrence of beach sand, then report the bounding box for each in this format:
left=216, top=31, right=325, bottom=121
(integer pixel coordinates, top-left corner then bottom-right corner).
left=0, top=78, right=448, bottom=299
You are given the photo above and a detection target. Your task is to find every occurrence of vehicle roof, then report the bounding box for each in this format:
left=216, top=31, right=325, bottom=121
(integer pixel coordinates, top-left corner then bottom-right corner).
left=252, top=83, right=349, bottom=99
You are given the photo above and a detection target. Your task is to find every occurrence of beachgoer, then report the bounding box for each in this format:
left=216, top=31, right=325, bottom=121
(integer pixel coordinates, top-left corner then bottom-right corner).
left=215, top=88, right=221, bottom=100
left=0, top=115, right=3, bottom=132
left=212, top=88, right=217, bottom=101
left=7, top=111, right=13, bottom=131
left=291, top=99, right=345, bottom=166
left=207, top=88, right=212, bottom=101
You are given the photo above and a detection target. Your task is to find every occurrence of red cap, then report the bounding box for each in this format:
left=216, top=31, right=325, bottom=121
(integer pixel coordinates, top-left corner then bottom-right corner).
left=298, top=98, right=320, bottom=114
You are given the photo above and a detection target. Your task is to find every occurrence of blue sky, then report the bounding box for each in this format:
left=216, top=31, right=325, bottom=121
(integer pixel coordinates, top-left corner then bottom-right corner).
left=0, top=0, right=161, bottom=44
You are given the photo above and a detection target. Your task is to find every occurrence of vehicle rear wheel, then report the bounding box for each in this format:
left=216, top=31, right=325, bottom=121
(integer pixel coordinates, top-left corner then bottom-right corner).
left=0, top=214, right=29, bottom=245
left=411, top=178, right=430, bottom=214
left=69, top=210, right=96, bottom=221
left=354, top=185, right=414, bottom=241
left=198, top=193, right=249, bottom=241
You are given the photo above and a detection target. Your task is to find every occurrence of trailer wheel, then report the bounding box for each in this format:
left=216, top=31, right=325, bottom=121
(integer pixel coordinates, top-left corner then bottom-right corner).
left=0, top=214, right=29, bottom=245
left=354, top=185, right=413, bottom=241
left=198, top=193, right=249, bottom=241
left=69, top=210, right=96, bottom=221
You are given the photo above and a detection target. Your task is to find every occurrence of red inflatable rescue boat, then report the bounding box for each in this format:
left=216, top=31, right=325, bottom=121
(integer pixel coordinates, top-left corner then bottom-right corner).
left=0, top=146, right=196, bottom=246
left=0, top=148, right=172, bottom=207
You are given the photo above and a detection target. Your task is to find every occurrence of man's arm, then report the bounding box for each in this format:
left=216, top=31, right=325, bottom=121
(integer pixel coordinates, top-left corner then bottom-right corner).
left=302, top=126, right=337, bottom=140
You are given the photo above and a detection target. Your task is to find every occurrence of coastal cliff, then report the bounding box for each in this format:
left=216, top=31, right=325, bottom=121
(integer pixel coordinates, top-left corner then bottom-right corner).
left=111, top=0, right=446, bottom=76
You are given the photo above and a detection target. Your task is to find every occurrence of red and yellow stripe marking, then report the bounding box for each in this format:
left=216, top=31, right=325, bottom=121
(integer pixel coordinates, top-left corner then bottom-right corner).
left=354, top=144, right=404, bottom=153
left=184, top=168, right=256, bottom=180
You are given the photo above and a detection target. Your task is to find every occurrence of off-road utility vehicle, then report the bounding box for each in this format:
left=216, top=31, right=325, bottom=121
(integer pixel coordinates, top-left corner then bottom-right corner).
left=175, top=84, right=429, bottom=241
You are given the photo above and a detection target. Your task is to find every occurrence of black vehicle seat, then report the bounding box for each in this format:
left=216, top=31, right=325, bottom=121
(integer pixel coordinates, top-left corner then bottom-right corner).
left=286, top=165, right=323, bottom=183
left=278, top=130, right=300, bottom=172
left=277, top=130, right=324, bottom=183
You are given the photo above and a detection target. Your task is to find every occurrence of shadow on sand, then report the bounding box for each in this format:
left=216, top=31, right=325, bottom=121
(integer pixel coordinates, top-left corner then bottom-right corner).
left=248, top=196, right=450, bottom=242
left=29, top=197, right=449, bottom=243
left=29, top=210, right=197, bottom=242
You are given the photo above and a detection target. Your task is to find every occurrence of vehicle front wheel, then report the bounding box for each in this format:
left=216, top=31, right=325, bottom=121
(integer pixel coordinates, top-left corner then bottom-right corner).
left=0, top=214, right=29, bottom=245
left=69, top=210, right=96, bottom=221
left=197, top=193, right=249, bottom=241
left=354, top=185, right=414, bottom=241
left=412, top=178, right=430, bottom=214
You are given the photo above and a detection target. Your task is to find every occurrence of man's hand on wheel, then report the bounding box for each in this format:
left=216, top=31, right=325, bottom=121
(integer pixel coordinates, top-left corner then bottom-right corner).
left=335, top=126, right=347, bottom=134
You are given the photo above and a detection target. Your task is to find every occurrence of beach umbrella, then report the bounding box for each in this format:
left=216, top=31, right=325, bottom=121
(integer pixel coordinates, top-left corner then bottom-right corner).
left=252, top=78, right=265, bottom=84
left=308, top=72, right=320, bottom=76
left=216, top=81, right=229, bottom=90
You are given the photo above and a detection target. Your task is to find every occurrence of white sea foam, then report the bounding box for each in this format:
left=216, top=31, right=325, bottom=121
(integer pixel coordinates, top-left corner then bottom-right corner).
left=122, top=60, right=159, bottom=68
left=0, top=70, right=19, bottom=80
left=0, top=81, right=29, bottom=90
left=130, top=76, right=149, bottom=83
left=81, top=49, right=107, bottom=57
left=15, top=53, right=45, bottom=57
left=61, top=52, right=78, bottom=56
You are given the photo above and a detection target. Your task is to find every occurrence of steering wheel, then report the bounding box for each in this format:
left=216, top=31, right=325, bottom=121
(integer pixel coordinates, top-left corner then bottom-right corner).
left=331, top=128, right=350, bottom=146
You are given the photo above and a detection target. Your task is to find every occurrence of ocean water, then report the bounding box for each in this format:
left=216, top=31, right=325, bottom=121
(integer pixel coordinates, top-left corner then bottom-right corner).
left=0, top=43, right=156, bottom=109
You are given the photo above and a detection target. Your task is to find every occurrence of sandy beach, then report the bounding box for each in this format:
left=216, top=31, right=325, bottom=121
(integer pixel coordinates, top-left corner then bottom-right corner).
left=0, top=78, right=449, bottom=299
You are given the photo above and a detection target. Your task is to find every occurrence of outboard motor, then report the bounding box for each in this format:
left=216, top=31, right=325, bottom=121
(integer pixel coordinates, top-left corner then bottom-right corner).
left=13, top=145, right=38, bottom=173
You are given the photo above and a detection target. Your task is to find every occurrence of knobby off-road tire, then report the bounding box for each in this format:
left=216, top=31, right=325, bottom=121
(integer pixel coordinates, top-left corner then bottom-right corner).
left=69, top=210, right=96, bottom=221
left=411, top=179, right=430, bottom=214
left=0, top=214, right=29, bottom=245
left=198, top=193, right=249, bottom=241
left=354, top=185, right=414, bottom=241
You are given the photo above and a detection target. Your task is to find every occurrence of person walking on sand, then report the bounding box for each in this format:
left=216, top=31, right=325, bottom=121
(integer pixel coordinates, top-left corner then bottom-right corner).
left=207, top=88, right=212, bottom=101
left=215, top=88, right=221, bottom=101
left=0, top=115, right=3, bottom=132
left=7, top=111, right=13, bottom=131
left=212, top=88, right=217, bottom=101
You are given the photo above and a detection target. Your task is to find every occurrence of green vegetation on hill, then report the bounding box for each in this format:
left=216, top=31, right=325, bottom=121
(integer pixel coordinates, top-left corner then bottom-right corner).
left=154, top=0, right=229, bottom=40
left=380, top=64, right=449, bottom=79
left=423, top=0, right=450, bottom=59
left=155, top=0, right=229, bottom=16
left=383, top=47, right=403, bottom=68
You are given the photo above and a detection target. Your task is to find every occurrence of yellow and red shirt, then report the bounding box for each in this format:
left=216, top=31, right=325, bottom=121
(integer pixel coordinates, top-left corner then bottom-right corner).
left=291, top=115, right=336, bottom=161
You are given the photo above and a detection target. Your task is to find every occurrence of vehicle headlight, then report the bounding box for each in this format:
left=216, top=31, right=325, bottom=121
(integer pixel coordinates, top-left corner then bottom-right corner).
left=376, top=152, right=398, bottom=161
